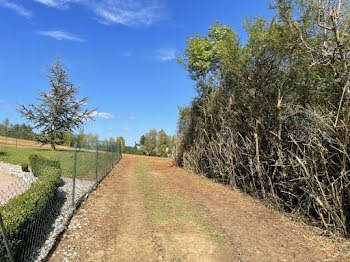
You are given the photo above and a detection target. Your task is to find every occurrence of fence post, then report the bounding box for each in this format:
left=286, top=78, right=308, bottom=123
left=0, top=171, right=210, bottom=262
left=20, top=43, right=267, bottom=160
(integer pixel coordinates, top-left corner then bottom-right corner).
left=111, top=142, right=114, bottom=167
left=0, top=213, right=14, bottom=262
left=95, top=140, right=98, bottom=186
left=119, top=141, right=122, bottom=160
left=112, top=142, right=115, bottom=167
left=72, top=142, right=78, bottom=207
left=117, top=142, right=119, bottom=161
left=105, top=141, right=108, bottom=176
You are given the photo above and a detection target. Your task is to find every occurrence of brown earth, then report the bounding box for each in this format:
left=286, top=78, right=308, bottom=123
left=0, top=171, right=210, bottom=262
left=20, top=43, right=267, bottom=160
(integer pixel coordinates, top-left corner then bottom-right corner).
left=0, top=135, right=70, bottom=150
left=49, top=154, right=350, bottom=262
left=0, top=171, right=28, bottom=205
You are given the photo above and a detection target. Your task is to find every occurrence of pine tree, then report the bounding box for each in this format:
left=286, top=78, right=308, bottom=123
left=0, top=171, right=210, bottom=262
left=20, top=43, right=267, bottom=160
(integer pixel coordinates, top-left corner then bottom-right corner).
left=18, top=57, right=95, bottom=150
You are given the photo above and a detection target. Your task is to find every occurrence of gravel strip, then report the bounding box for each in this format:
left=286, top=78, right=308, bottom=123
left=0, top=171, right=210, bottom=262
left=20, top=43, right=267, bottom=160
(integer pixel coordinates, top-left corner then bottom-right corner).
left=0, top=161, right=36, bottom=184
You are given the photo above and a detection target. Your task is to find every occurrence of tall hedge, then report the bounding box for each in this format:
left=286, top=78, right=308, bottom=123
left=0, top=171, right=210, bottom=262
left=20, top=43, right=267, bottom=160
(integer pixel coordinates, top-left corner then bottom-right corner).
left=0, top=166, right=61, bottom=261
left=29, top=154, right=60, bottom=177
left=176, top=1, right=350, bottom=236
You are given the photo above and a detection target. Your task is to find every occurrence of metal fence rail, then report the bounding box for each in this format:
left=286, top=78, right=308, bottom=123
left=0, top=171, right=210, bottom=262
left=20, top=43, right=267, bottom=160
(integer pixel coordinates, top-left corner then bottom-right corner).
left=0, top=140, right=122, bottom=261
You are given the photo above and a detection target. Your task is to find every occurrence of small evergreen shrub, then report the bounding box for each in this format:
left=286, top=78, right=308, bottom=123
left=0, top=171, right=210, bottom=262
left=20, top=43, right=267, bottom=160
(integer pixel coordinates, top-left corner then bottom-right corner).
left=29, top=154, right=45, bottom=176
left=21, top=163, right=29, bottom=172
left=29, top=154, right=60, bottom=177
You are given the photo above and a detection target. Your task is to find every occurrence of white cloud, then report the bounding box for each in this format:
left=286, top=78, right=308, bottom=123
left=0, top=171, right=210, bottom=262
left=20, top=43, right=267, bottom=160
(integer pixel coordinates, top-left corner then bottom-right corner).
left=37, top=30, right=85, bottom=42
left=122, top=127, right=130, bottom=131
left=34, top=0, right=60, bottom=7
left=0, top=0, right=33, bottom=18
left=33, top=0, right=81, bottom=9
left=33, top=0, right=165, bottom=27
left=92, top=111, right=115, bottom=119
left=94, top=5, right=162, bottom=26
left=155, top=48, right=176, bottom=62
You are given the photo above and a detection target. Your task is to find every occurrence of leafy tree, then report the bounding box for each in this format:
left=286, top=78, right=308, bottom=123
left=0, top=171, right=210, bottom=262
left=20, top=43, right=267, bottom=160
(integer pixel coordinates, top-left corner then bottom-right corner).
left=175, top=0, right=350, bottom=236
left=109, top=137, right=115, bottom=144
left=84, top=133, right=99, bottom=148
left=138, top=129, right=174, bottom=157
left=131, top=143, right=140, bottom=154
left=63, top=132, right=74, bottom=147
left=18, top=58, right=95, bottom=150
left=117, top=136, right=126, bottom=152
left=9, top=124, right=36, bottom=140
left=76, top=129, right=86, bottom=148
left=139, top=135, right=146, bottom=146
left=0, top=118, right=10, bottom=136
left=157, top=129, right=171, bottom=157
left=140, top=129, right=157, bottom=156
left=0, top=118, right=36, bottom=140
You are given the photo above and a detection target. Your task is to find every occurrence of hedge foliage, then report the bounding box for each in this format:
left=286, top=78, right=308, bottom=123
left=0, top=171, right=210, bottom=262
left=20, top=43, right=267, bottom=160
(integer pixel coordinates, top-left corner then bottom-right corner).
left=29, top=153, right=60, bottom=177
left=20, top=163, right=29, bottom=172
left=176, top=1, right=350, bottom=236
left=0, top=164, right=61, bottom=261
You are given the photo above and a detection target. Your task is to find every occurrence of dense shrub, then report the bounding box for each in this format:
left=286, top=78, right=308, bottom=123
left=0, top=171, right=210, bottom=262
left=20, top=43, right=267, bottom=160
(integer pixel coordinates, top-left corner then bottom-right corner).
left=176, top=1, right=350, bottom=236
left=0, top=166, right=61, bottom=260
left=29, top=154, right=60, bottom=177
left=21, top=163, right=29, bottom=172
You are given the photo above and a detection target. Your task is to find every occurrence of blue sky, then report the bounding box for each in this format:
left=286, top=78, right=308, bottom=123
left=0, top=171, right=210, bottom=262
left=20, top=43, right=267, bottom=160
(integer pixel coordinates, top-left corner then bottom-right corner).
left=0, top=0, right=272, bottom=146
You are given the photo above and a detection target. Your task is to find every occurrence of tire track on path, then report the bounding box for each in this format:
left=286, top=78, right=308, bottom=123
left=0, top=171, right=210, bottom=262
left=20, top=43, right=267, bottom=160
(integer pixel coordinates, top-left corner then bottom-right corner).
left=50, top=155, right=158, bottom=261
left=50, top=154, right=349, bottom=261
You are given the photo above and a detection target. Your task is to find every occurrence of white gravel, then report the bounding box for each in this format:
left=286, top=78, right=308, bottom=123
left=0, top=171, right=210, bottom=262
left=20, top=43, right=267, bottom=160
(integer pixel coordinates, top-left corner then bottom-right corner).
left=0, top=161, right=37, bottom=184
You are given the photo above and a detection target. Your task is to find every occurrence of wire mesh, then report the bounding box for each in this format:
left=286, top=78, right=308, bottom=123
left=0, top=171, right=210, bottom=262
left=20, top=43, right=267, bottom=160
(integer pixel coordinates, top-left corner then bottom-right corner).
left=0, top=140, right=122, bottom=261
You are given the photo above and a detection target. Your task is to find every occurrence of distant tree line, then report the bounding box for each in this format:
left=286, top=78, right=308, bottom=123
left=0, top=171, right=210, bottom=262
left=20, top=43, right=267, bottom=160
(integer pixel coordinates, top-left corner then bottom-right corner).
left=0, top=118, right=36, bottom=140
left=0, top=116, right=125, bottom=151
left=175, top=0, right=350, bottom=236
left=124, top=129, right=175, bottom=157
left=62, top=130, right=126, bottom=151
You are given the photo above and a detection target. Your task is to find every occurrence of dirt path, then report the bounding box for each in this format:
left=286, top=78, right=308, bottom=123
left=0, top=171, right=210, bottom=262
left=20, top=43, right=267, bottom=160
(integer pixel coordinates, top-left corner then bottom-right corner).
left=49, top=154, right=349, bottom=262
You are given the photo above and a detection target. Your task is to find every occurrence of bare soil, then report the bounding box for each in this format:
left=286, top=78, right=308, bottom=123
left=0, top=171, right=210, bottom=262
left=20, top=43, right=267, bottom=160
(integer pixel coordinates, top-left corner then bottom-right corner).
left=0, top=171, right=28, bottom=205
left=49, top=154, right=350, bottom=262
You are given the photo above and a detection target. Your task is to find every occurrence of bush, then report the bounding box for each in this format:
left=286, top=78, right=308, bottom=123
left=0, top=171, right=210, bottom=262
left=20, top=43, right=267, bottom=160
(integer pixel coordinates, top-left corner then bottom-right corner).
left=29, top=154, right=45, bottom=176
left=177, top=11, right=350, bottom=236
left=21, top=163, right=29, bottom=172
left=0, top=166, right=61, bottom=260
left=29, top=154, right=60, bottom=177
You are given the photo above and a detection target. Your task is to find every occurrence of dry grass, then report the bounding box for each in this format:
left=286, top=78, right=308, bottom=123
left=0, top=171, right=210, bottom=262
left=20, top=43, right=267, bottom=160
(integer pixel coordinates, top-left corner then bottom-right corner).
left=0, top=136, right=70, bottom=150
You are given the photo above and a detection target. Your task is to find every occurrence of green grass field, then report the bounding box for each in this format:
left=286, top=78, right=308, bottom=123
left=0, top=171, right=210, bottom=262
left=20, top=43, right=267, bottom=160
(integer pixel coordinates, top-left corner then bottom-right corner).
left=0, top=146, right=117, bottom=180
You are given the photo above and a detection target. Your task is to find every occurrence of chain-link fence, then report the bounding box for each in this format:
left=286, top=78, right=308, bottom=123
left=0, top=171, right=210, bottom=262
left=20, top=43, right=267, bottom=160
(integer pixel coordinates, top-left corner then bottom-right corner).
left=0, top=140, right=122, bottom=261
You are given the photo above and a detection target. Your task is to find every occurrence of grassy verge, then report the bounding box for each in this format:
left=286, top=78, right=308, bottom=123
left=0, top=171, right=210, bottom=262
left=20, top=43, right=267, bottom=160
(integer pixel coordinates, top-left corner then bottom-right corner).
left=137, top=160, right=225, bottom=244
left=0, top=146, right=112, bottom=179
